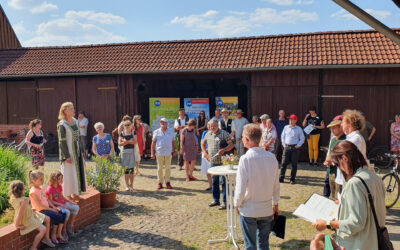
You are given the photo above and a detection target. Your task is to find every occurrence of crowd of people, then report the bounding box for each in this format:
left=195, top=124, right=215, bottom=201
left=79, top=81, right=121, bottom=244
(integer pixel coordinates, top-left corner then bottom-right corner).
left=14, top=101, right=397, bottom=250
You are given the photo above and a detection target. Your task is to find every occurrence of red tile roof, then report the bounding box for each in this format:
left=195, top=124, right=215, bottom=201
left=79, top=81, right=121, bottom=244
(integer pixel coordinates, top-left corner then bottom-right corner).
left=0, top=29, right=400, bottom=77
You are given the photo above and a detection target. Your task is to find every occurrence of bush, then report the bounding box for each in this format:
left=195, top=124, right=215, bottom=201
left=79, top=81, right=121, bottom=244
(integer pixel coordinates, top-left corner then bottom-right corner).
left=0, top=146, right=29, bottom=214
left=86, top=156, right=124, bottom=193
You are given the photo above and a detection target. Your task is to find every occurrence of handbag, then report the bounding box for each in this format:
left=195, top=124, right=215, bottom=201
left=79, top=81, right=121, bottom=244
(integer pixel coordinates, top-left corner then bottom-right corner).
left=354, top=176, right=394, bottom=250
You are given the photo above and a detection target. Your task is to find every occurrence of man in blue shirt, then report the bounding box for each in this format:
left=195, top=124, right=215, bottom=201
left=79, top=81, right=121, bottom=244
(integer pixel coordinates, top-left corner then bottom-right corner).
left=274, top=110, right=289, bottom=161
left=280, top=114, right=305, bottom=184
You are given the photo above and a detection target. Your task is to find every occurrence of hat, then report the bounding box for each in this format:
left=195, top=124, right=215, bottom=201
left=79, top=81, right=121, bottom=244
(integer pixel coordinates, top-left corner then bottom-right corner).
left=221, top=108, right=229, bottom=113
left=288, top=114, right=298, bottom=121
left=333, top=115, right=343, bottom=121
left=260, top=114, right=269, bottom=120
left=236, top=109, right=243, bottom=114
left=327, top=120, right=342, bottom=128
left=160, top=118, right=169, bottom=123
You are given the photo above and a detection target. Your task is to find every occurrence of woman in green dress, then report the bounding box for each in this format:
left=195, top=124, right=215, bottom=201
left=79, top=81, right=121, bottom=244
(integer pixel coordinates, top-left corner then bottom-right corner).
left=57, top=102, right=86, bottom=201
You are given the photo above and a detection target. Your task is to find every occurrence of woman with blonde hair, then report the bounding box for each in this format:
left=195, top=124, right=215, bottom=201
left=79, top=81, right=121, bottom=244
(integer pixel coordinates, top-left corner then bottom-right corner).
left=25, top=119, right=47, bottom=169
left=57, top=102, right=86, bottom=201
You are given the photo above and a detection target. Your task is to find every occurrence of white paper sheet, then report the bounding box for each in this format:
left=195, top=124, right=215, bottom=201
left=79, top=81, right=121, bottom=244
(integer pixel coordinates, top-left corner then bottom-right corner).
left=303, top=124, right=315, bottom=135
left=293, top=193, right=339, bottom=224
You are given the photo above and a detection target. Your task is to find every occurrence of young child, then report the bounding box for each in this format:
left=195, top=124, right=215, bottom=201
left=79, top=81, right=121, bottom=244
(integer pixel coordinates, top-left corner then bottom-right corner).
left=9, top=180, right=55, bottom=249
left=46, top=171, right=80, bottom=238
left=28, top=170, right=67, bottom=244
left=118, top=120, right=137, bottom=191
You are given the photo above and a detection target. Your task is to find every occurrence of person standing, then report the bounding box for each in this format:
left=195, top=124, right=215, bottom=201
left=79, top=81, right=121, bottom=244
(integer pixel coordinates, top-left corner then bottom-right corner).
left=200, top=123, right=212, bottom=191
left=261, top=119, right=277, bottom=153
left=196, top=111, right=208, bottom=150
left=302, top=106, right=325, bottom=166
left=212, top=109, right=223, bottom=123
left=57, top=102, right=86, bottom=201
left=251, top=115, right=260, bottom=126
left=234, top=124, right=280, bottom=250
left=181, top=119, right=198, bottom=182
left=77, top=111, right=89, bottom=159
left=152, top=118, right=177, bottom=190
left=273, top=110, right=289, bottom=161
left=174, top=108, right=189, bottom=170
left=119, top=120, right=136, bottom=191
left=259, top=114, right=270, bottom=132
left=25, top=119, right=47, bottom=169
left=341, top=109, right=367, bottom=158
left=359, top=112, right=376, bottom=154
left=92, top=122, right=114, bottom=158
left=202, top=119, right=234, bottom=210
left=390, top=114, right=400, bottom=155
left=323, top=116, right=346, bottom=199
left=280, top=114, right=305, bottom=184
left=219, top=108, right=232, bottom=134
left=133, top=115, right=145, bottom=175
left=231, top=109, right=249, bottom=157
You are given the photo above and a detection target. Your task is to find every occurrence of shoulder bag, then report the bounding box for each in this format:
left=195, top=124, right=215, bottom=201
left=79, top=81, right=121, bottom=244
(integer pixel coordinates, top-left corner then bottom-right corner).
left=354, top=176, right=394, bottom=250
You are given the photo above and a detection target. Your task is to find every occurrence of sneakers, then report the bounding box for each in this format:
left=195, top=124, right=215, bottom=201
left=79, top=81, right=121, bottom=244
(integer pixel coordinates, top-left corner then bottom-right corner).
left=290, top=180, right=296, bottom=185
left=219, top=203, right=227, bottom=210
left=166, top=182, right=173, bottom=189
left=157, top=183, right=163, bottom=190
left=208, top=201, right=221, bottom=207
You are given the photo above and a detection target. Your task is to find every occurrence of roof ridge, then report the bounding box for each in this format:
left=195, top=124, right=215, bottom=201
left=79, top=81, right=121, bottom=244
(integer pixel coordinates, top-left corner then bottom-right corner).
left=2, top=28, right=399, bottom=51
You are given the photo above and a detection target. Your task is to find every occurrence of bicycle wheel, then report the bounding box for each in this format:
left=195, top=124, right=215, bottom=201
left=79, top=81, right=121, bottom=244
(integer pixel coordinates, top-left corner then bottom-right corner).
left=382, top=173, right=400, bottom=208
left=368, top=147, right=392, bottom=169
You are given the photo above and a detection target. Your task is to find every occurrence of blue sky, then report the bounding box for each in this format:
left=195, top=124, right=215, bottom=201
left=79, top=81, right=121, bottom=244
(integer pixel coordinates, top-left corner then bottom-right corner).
left=1, top=0, right=399, bottom=47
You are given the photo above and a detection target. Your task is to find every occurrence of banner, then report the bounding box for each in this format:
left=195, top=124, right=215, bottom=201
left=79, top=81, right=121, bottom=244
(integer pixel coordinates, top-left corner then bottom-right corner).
left=215, top=96, right=238, bottom=119
left=149, top=98, right=180, bottom=131
left=184, top=98, right=210, bottom=121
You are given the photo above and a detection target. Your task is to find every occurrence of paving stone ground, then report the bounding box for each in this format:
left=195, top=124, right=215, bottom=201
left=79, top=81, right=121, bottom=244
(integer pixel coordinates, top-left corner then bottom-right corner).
left=40, top=157, right=399, bottom=250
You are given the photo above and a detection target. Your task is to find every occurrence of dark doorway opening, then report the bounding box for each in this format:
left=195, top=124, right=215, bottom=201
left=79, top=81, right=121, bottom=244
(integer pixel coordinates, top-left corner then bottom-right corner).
left=135, top=75, right=250, bottom=124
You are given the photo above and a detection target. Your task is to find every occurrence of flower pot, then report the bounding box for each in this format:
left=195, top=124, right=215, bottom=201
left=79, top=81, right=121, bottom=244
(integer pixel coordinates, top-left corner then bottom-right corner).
left=100, top=191, right=117, bottom=209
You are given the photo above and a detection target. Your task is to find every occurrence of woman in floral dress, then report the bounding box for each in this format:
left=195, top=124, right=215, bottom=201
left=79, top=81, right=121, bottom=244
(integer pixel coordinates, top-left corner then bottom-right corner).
left=390, top=114, right=400, bottom=155
left=25, top=119, right=46, bottom=169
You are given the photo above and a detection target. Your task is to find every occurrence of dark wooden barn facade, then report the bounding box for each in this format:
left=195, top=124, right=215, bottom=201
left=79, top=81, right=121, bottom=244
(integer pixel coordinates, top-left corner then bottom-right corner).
left=0, top=5, right=20, bottom=49
left=1, top=27, right=400, bottom=159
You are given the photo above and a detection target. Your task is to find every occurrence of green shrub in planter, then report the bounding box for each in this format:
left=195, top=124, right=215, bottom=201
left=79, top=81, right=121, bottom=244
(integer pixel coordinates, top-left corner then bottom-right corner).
left=0, top=146, right=29, bottom=214
left=86, top=156, right=124, bottom=193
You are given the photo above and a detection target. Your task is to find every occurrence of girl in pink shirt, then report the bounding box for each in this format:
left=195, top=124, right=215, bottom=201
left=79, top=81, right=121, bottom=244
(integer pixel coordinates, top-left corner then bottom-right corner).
left=29, top=170, right=67, bottom=245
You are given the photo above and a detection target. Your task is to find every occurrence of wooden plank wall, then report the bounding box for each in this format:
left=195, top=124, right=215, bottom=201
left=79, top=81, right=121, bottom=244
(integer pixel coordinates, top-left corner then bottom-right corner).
left=0, top=81, right=7, bottom=123
left=0, top=5, right=21, bottom=49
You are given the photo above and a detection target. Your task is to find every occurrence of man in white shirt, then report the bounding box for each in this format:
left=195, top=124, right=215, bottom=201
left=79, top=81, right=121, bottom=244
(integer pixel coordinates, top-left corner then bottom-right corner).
left=152, top=118, right=177, bottom=190
left=231, top=109, right=249, bottom=157
left=174, top=108, right=188, bottom=170
left=78, top=111, right=89, bottom=158
left=234, top=124, right=280, bottom=250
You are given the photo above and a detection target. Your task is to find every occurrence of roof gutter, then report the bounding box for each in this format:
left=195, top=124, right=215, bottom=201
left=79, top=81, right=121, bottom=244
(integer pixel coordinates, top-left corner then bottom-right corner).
left=332, top=0, right=400, bottom=46
left=0, top=64, right=399, bottom=79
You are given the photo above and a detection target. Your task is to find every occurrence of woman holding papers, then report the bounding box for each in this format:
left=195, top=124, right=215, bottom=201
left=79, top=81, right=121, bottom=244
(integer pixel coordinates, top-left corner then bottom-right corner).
left=302, top=106, right=325, bottom=166
left=312, top=140, right=386, bottom=250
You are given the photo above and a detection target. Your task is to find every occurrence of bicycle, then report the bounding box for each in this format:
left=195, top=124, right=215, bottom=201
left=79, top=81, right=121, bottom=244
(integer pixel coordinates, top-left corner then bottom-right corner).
left=381, top=153, right=400, bottom=208
left=368, top=145, right=392, bottom=169
left=0, top=129, right=29, bottom=154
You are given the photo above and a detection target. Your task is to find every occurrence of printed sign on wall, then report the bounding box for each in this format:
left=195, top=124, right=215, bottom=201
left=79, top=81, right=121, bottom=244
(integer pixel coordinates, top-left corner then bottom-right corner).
left=215, top=96, right=238, bottom=119
left=184, top=98, right=210, bottom=121
left=149, top=98, right=180, bottom=131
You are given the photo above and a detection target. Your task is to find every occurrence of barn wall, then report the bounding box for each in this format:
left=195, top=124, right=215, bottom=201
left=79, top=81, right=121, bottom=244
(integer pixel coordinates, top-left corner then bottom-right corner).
left=0, top=6, right=21, bottom=49
left=0, top=81, right=7, bottom=123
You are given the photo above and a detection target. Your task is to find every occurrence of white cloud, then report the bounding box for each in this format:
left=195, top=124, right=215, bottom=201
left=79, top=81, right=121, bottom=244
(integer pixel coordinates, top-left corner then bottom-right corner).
left=20, top=11, right=127, bottom=46
left=262, top=0, right=314, bottom=6
left=170, top=8, right=318, bottom=37
left=65, top=10, right=126, bottom=25
left=8, top=0, right=58, bottom=13
left=331, top=9, right=391, bottom=20
left=13, top=21, right=34, bottom=36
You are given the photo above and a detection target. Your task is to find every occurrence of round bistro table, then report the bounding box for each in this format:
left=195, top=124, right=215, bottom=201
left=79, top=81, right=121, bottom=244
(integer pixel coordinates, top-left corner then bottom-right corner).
left=207, top=165, right=242, bottom=249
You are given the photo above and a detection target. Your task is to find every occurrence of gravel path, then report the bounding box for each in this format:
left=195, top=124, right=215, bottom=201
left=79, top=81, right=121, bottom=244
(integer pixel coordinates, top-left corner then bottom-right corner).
left=40, top=157, right=399, bottom=249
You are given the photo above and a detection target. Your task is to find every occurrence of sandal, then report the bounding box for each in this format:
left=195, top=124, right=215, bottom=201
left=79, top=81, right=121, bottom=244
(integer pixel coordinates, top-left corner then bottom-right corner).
left=58, top=236, right=68, bottom=244
left=41, top=239, right=55, bottom=248
left=67, top=225, right=75, bottom=235
left=51, top=237, right=59, bottom=245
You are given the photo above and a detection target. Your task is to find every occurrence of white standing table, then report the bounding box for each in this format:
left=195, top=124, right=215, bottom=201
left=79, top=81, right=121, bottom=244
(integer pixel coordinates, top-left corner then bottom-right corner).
left=207, top=165, right=242, bottom=249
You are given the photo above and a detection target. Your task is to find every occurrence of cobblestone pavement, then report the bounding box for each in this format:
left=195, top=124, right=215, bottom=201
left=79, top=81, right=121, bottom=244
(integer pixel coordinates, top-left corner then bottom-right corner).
left=41, top=158, right=399, bottom=250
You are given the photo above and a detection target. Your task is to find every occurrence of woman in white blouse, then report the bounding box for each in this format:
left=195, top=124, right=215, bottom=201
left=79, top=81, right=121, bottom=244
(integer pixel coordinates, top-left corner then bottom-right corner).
left=341, top=109, right=366, bottom=158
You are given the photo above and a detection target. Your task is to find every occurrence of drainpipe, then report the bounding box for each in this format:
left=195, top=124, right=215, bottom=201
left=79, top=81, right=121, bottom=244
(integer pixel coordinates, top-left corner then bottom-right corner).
left=332, top=0, right=400, bottom=46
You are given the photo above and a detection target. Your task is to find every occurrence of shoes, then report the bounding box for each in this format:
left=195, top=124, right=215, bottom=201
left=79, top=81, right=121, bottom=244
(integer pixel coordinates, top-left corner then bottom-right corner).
left=67, top=225, right=74, bottom=235
left=51, top=237, right=59, bottom=245
left=62, top=231, right=69, bottom=241
left=219, top=203, right=227, bottom=210
left=208, top=201, right=221, bottom=207
left=129, top=187, right=134, bottom=191
left=279, top=178, right=284, bottom=183
left=190, top=176, right=198, bottom=181
left=166, top=182, right=173, bottom=189
left=157, top=183, right=163, bottom=190
left=58, top=236, right=68, bottom=244
left=309, top=162, right=313, bottom=166
left=290, top=180, right=296, bottom=185
left=205, top=187, right=212, bottom=191
left=41, top=239, right=55, bottom=248
left=179, top=166, right=183, bottom=171
left=186, top=177, right=190, bottom=182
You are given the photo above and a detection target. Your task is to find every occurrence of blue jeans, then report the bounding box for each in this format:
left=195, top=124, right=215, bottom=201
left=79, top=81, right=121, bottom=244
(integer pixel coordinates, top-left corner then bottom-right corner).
left=240, top=215, right=272, bottom=250
left=212, top=175, right=226, bottom=203
left=323, top=168, right=331, bottom=197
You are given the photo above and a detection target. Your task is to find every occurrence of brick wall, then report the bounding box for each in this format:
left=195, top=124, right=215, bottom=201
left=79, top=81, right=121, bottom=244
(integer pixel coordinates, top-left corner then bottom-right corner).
left=0, top=188, right=100, bottom=250
left=0, top=124, right=28, bottom=144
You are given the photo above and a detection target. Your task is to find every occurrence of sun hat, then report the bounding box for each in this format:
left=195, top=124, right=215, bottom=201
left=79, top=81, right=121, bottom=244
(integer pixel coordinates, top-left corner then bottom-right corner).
left=160, top=118, right=169, bottom=123
left=260, top=114, right=270, bottom=120
left=327, top=120, right=342, bottom=128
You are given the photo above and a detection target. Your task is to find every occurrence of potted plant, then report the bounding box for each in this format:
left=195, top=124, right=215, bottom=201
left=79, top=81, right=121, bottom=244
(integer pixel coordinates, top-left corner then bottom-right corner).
left=86, top=156, right=124, bottom=209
